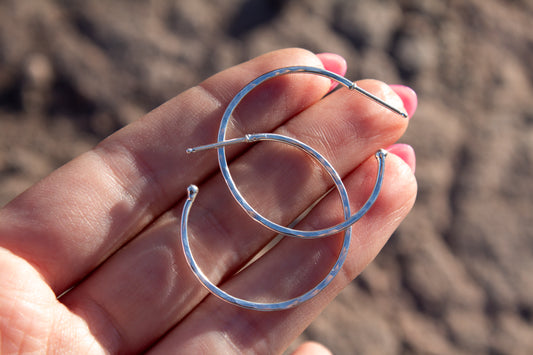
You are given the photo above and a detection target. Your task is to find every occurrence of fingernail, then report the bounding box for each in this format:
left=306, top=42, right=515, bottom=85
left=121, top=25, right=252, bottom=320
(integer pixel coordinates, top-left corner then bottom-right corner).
left=389, top=85, right=418, bottom=119
left=387, top=143, right=416, bottom=174
left=316, top=53, right=347, bottom=91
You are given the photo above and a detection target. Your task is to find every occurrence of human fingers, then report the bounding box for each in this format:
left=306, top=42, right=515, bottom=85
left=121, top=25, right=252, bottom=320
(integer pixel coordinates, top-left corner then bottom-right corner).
left=59, top=80, right=410, bottom=352
left=0, top=48, right=331, bottom=294
left=148, top=152, right=417, bottom=354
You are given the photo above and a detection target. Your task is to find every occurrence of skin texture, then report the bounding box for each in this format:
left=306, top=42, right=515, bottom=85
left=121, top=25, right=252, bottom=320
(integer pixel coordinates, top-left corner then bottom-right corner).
left=0, top=48, right=417, bottom=354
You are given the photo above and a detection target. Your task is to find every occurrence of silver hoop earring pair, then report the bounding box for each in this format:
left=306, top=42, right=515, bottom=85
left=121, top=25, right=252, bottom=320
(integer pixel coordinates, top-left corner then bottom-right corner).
left=181, top=66, right=406, bottom=311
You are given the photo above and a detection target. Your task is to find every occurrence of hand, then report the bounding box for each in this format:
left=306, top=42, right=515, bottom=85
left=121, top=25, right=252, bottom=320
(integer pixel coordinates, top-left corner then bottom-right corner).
left=0, top=48, right=417, bottom=354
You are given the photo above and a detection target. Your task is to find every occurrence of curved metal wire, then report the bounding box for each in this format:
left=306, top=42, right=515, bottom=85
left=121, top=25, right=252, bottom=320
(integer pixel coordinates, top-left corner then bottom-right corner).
left=180, top=66, right=401, bottom=310
left=181, top=133, right=353, bottom=310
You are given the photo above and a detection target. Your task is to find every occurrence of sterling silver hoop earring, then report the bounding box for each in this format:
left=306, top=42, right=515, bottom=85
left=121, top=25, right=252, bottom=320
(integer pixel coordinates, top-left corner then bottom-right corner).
left=187, top=66, right=404, bottom=238
left=180, top=66, right=406, bottom=311
left=182, top=135, right=354, bottom=311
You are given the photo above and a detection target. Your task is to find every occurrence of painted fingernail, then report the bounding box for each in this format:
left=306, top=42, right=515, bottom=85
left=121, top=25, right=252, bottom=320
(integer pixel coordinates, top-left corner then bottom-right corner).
left=316, top=53, right=347, bottom=91
left=387, top=143, right=416, bottom=173
left=389, top=85, right=418, bottom=119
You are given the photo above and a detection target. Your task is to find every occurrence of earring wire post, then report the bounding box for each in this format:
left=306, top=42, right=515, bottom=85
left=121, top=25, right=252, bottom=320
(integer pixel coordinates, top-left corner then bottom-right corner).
left=350, top=83, right=408, bottom=118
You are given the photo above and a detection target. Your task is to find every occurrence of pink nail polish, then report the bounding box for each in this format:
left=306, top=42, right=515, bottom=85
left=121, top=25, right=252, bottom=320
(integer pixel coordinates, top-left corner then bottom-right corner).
left=316, top=53, right=347, bottom=91
left=389, top=85, right=418, bottom=119
left=387, top=143, right=416, bottom=173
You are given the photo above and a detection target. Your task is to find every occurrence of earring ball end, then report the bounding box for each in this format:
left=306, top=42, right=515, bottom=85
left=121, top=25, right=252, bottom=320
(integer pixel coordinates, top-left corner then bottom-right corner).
left=376, top=149, right=388, bottom=159
left=187, top=185, right=199, bottom=200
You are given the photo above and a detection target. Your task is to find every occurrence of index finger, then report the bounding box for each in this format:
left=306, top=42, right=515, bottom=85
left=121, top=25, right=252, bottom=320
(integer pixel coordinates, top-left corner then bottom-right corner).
left=0, top=48, right=332, bottom=293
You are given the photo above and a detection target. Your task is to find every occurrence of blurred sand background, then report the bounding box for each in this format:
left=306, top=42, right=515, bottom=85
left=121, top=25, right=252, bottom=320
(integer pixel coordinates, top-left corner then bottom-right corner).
left=1, top=0, right=532, bottom=354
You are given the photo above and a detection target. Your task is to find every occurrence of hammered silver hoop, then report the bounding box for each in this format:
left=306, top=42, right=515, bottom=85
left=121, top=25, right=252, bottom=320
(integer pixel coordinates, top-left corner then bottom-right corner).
left=189, top=66, right=398, bottom=239
left=180, top=66, right=405, bottom=311
left=182, top=133, right=359, bottom=310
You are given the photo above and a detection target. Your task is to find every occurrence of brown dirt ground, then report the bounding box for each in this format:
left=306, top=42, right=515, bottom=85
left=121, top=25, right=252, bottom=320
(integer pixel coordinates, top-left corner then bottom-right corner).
left=1, top=0, right=532, bottom=354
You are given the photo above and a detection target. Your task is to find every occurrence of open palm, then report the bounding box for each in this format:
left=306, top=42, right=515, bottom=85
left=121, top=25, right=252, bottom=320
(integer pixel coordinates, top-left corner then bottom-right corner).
left=0, top=49, right=417, bottom=354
